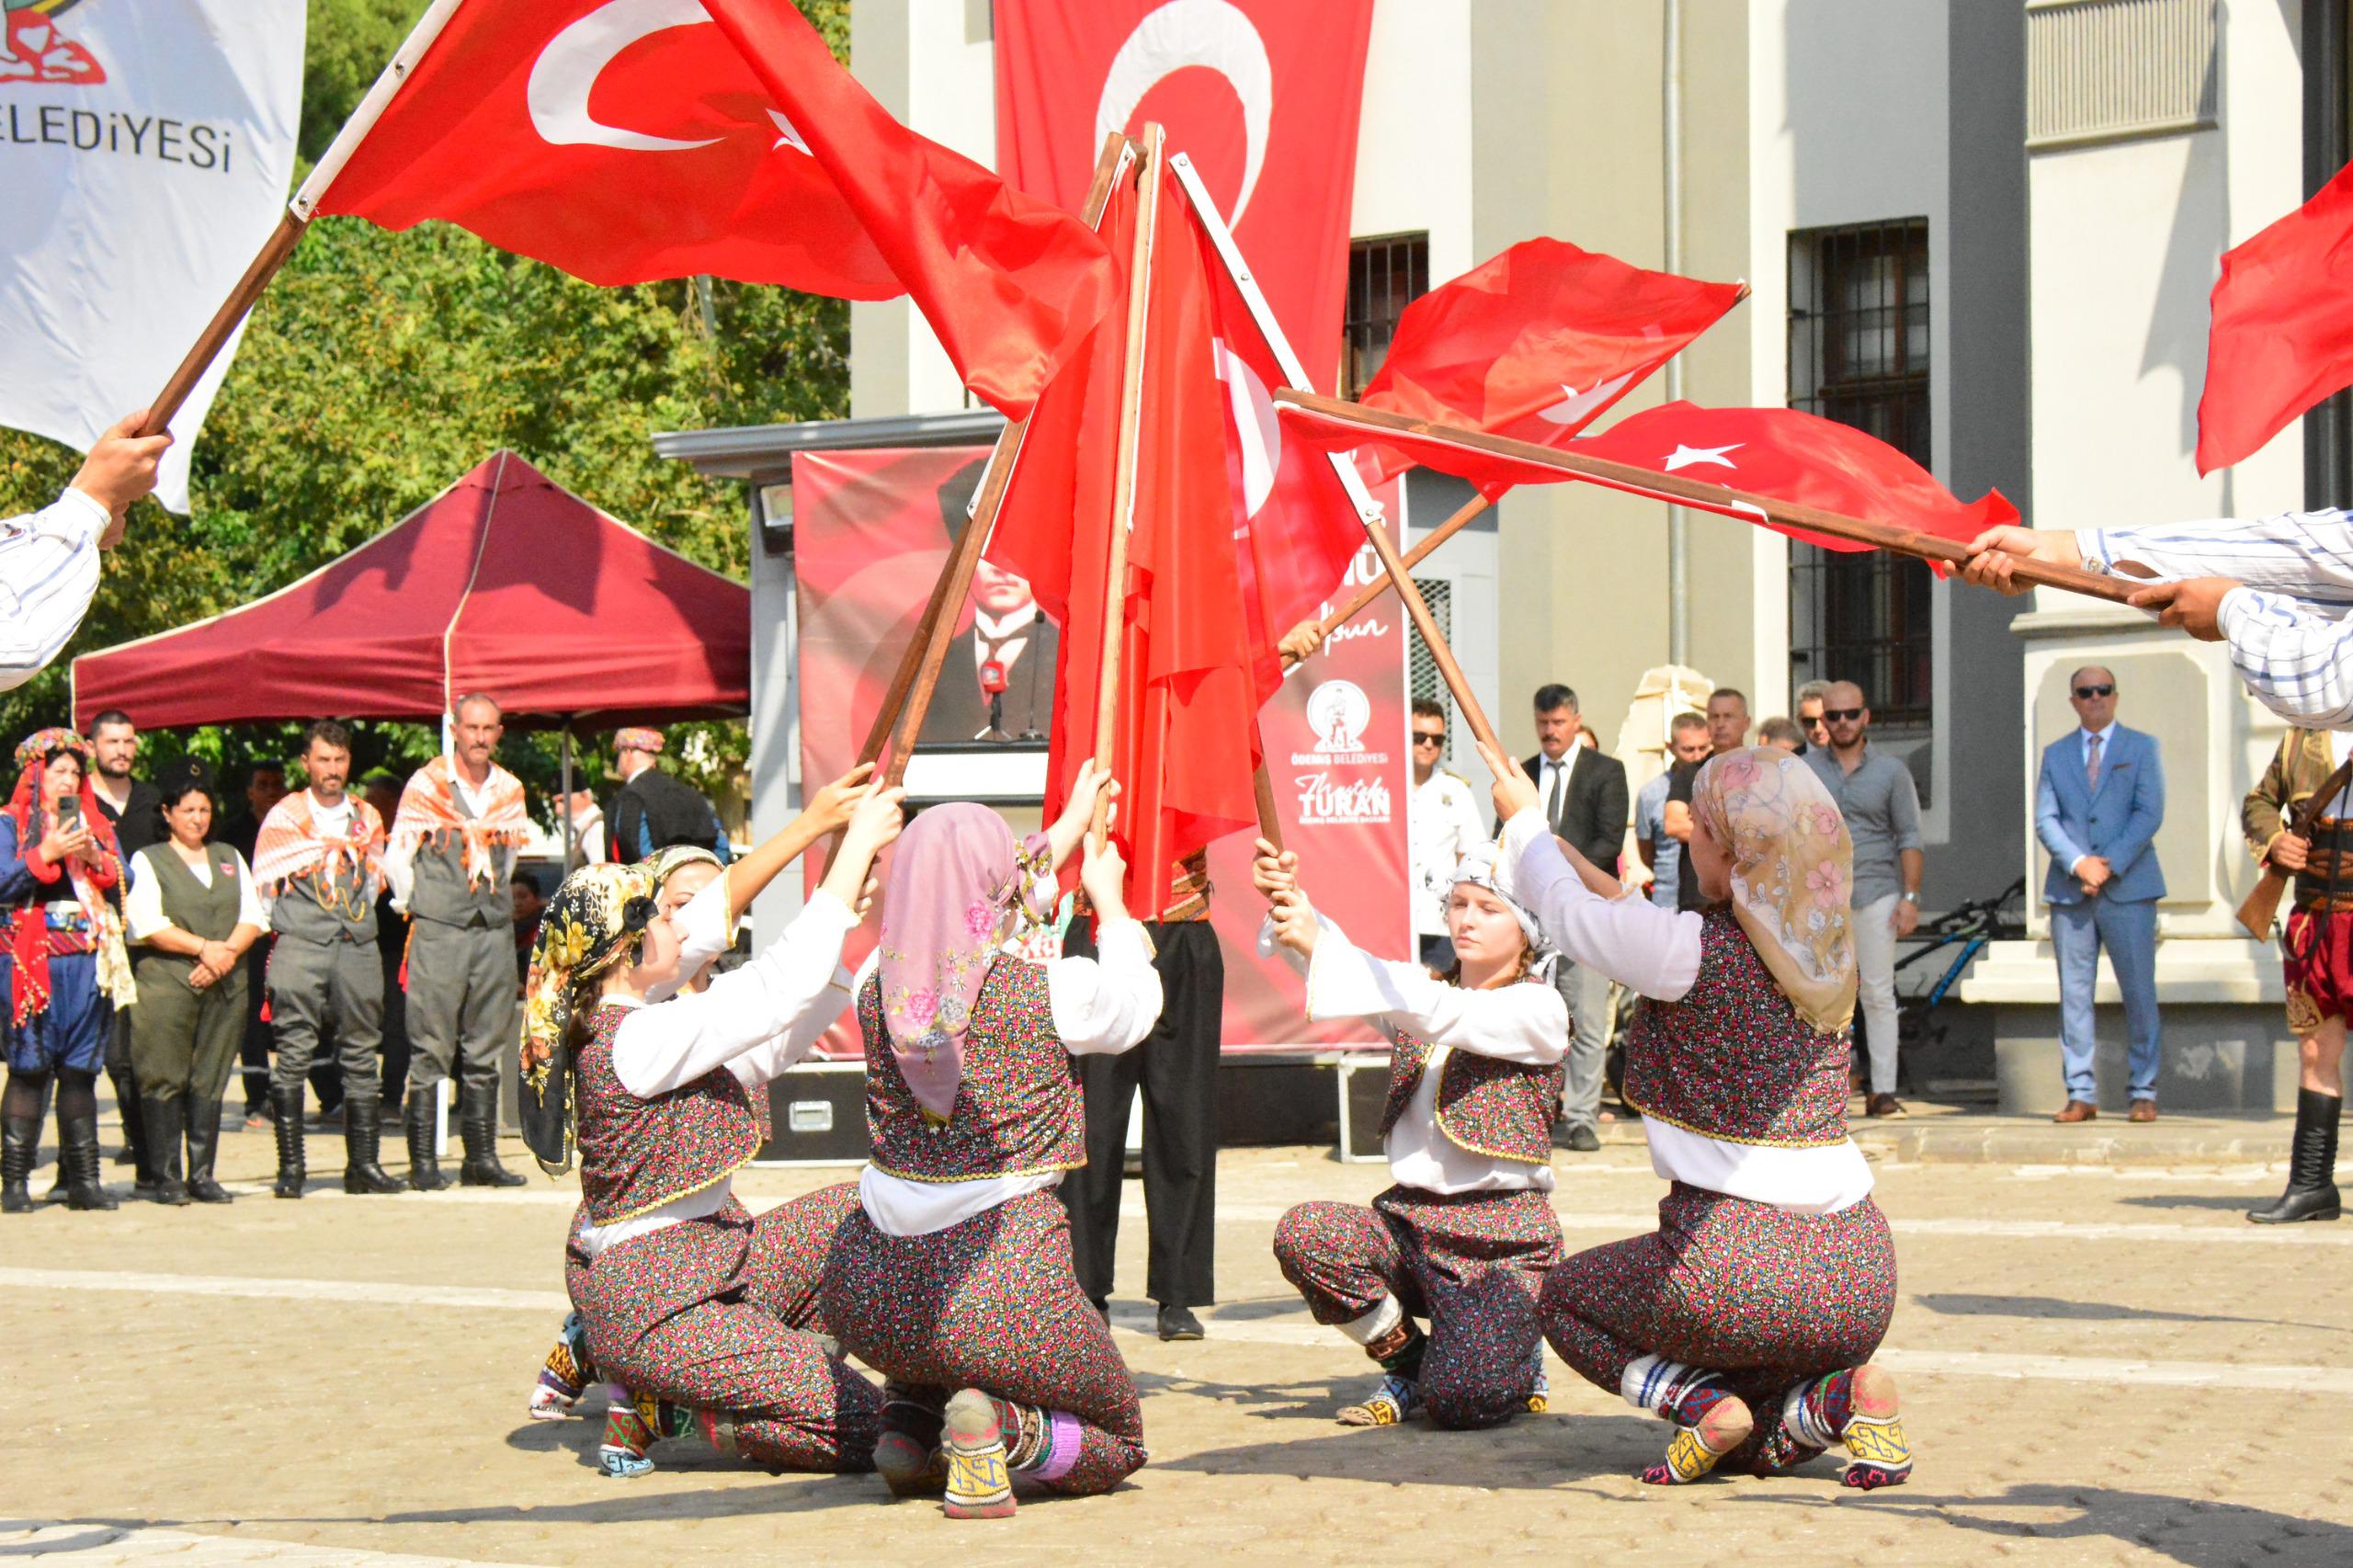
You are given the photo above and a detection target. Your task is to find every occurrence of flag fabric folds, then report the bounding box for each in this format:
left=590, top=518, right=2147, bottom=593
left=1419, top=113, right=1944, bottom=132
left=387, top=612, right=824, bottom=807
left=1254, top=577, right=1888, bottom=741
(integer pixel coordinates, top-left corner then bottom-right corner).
left=1279, top=397, right=2018, bottom=566
left=1357, top=237, right=1746, bottom=493
left=988, top=166, right=1264, bottom=917
left=312, top=0, right=1114, bottom=419
left=2195, top=159, right=2353, bottom=475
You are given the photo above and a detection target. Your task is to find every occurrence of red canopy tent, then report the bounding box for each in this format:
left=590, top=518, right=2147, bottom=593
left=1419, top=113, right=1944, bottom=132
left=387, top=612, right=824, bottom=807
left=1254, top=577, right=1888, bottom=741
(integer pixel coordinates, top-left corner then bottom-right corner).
left=72, top=451, right=750, bottom=731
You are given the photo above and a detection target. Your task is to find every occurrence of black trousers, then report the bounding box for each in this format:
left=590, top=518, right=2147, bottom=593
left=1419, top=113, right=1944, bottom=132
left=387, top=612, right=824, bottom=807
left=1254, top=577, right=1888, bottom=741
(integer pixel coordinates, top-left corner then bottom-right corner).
left=1056, top=920, right=1222, bottom=1310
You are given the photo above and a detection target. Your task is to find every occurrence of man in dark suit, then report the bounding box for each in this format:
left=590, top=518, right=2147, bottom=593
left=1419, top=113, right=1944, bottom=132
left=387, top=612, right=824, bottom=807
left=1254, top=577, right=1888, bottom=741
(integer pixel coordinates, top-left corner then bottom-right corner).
left=920, top=557, right=1060, bottom=744
left=2035, top=665, right=2166, bottom=1123
left=1513, top=683, right=1629, bottom=1152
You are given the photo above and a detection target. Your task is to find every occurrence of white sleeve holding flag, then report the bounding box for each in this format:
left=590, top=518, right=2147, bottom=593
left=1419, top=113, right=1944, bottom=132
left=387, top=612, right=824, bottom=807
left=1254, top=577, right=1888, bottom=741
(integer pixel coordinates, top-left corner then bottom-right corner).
left=0, top=489, right=106, bottom=691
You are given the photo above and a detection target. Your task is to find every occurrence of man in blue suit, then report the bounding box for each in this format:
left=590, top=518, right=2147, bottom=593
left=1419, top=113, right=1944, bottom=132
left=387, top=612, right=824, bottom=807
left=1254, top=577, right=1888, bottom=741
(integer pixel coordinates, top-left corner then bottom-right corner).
left=2035, top=665, right=2166, bottom=1122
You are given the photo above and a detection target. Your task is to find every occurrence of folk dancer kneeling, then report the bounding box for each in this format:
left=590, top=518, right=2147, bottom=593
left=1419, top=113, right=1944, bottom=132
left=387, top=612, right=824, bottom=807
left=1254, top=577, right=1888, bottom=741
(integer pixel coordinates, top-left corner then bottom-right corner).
left=821, top=766, right=1159, bottom=1517
left=519, top=780, right=905, bottom=1479
left=1483, top=742, right=1914, bottom=1488
left=1253, top=837, right=1565, bottom=1429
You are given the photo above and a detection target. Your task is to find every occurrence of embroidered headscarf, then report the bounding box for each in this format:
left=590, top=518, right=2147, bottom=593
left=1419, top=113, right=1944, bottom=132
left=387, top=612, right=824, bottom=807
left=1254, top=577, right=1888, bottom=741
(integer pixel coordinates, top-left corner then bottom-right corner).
left=1439, top=842, right=1555, bottom=977
left=643, top=843, right=723, bottom=899
left=1688, top=746, right=1857, bottom=1036
left=518, top=862, right=659, bottom=1174
left=6, top=729, right=131, bottom=1025
left=876, top=802, right=1056, bottom=1122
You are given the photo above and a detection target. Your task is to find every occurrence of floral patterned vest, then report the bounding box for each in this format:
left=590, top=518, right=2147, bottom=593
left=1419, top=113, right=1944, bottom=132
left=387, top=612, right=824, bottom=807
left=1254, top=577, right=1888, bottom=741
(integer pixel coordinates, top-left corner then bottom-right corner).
left=1623, top=910, right=1850, bottom=1147
left=573, top=1002, right=767, bottom=1224
left=858, top=958, right=1086, bottom=1184
left=1377, top=978, right=1564, bottom=1167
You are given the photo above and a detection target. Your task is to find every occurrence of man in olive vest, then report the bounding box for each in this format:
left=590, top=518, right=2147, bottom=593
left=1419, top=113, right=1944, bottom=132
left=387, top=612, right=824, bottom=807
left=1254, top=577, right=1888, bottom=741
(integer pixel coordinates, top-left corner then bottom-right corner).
left=253, top=721, right=401, bottom=1199
left=386, top=695, right=531, bottom=1190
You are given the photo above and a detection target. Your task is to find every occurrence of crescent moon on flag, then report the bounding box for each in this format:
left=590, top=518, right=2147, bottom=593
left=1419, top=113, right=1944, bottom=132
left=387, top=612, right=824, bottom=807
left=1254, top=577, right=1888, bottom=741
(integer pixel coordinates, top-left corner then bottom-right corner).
left=1213, top=338, right=1280, bottom=517
left=1096, top=0, right=1273, bottom=225
left=529, top=0, right=722, bottom=153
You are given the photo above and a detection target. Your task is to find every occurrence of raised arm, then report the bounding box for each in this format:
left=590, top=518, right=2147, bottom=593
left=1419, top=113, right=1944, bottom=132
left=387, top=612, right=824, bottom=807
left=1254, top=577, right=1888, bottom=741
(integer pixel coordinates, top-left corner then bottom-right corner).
left=1260, top=903, right=1567, bottom=1062
left=1047, top=827, right=1162, bottom=1055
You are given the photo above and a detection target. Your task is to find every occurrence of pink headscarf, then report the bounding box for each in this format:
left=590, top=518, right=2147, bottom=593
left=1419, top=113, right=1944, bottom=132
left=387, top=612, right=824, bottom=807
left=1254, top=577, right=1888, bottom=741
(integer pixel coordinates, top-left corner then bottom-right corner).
left=876, top=803, right=1058, bottom=1121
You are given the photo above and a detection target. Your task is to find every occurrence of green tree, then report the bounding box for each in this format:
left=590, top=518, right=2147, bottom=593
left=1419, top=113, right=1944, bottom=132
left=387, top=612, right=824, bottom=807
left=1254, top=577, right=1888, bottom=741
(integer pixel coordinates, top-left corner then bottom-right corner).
left=0, top=0, right=852, bottom=819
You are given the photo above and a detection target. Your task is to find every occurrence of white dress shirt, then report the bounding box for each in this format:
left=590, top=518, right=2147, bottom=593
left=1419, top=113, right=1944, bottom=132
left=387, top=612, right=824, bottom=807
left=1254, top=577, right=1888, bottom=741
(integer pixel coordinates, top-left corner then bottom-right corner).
left=1260, top=911, right=1567, bottom=1193
left=858, top=919, right=1163, bottom=1238
left=124, top=843, right=267, bottom=941
left=1498, top=805, right=1874, bottom=1214
left=575, top=891, right=861, bottom=1258
left=1410, top=769, right=1490, bottom=938
left=0, top=489, right=107, bottom=694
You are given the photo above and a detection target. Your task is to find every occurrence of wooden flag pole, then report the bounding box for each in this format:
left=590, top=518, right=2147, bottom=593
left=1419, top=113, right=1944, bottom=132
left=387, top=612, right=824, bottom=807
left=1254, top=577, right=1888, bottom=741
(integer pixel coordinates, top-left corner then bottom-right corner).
left=870, top=131, right=1136, bottom=792
left=138, top=0, right=465, bottom=437
left=1274, top=389, right=2143, bottom=608
left=1088, top=123, right=1166, bottom=843
left=1283, top=493, right=1493, bottom=668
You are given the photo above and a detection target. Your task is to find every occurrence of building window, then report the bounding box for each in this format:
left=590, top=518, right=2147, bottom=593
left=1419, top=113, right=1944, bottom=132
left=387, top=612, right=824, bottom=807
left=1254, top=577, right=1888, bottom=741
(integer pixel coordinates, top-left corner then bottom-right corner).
left=1787, top=219, right=1935, bottom=734
left=1408, top=575, right=1454, bottom=760
left=1344, top=233, right=1429, bottom=399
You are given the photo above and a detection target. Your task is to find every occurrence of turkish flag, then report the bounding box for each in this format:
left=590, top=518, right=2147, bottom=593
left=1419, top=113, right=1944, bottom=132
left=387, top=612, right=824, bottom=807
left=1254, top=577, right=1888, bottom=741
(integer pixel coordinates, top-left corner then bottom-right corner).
left=1281, top=398, right=2018, bottom=565
left=1358, top=238, right=1746, bottom=492
left=2196, top=161, right=2353, bottom=474
left=989, top=166, right=1263, bottom=917
left=995, top=0, right=1374, bottom=388
left=313, top=0, right=1114, bottom=419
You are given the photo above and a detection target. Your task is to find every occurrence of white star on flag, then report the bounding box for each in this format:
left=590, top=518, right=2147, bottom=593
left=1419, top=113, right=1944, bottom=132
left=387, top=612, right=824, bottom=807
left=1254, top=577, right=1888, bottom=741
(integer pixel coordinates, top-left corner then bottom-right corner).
left=1662, top=442, right=1742, bottom=472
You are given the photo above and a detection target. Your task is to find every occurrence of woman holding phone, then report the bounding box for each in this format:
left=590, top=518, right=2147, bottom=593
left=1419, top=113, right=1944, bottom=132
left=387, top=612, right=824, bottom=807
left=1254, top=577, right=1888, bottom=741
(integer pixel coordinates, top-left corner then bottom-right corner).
left=0, top=729, right=133, bottom=1213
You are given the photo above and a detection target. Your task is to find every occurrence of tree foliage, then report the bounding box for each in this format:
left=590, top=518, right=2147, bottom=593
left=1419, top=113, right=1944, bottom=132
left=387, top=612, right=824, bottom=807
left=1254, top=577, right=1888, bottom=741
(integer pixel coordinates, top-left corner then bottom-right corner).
left=0, top=0, right=853, bottom=815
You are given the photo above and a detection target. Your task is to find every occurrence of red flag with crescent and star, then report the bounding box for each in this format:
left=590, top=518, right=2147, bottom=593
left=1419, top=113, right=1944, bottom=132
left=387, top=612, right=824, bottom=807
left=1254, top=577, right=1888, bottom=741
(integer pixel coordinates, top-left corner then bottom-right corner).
left=1280, top=398, right=2019, bottom=565
left=1357, top=238, right=1747, bottom=493
left=311, top=0, right=1114, bottom=419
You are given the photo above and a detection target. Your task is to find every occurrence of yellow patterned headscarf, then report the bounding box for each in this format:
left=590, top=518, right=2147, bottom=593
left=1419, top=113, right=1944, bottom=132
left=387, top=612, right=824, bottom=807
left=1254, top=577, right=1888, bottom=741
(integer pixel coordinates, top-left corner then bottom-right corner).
left=518, top=862, right=657, bottom=1173
left=1688, top=747, right=1857, bottom=1036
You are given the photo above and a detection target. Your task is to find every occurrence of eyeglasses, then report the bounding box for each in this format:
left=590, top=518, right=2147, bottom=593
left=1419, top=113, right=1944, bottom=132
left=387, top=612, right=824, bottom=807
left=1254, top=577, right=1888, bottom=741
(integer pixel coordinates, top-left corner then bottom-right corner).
left=1823, top=708, right=1864, bottom=722
left=1411, top=732, right=1445, bottom=747
left=2073, top=684, right=2114, bottom=699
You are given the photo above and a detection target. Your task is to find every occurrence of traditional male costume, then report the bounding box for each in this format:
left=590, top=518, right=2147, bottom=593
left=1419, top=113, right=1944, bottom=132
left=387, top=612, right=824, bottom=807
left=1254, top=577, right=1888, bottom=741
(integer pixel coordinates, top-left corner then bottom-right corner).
left=254, top=788, right=397, bottom=1197
left=1505, top=748, right=1912, bottom=1488
left=820, top=804, right=1159, bottom=1516
left=387, top=754, right=531, bottom=1188
left=2242, top=727, right=2349, bottom=1221
left=1264, top=844, right=1567, bottom=1429
left=0, top=730, right=133, bottom=1212
left=521, top=862, right=881, bottom=1478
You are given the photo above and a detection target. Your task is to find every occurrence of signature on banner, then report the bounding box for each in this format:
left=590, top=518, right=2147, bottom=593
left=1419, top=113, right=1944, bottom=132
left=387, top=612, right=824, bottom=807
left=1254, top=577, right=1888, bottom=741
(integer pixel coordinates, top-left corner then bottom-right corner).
left=1294, top=772, right=1392, bottom=825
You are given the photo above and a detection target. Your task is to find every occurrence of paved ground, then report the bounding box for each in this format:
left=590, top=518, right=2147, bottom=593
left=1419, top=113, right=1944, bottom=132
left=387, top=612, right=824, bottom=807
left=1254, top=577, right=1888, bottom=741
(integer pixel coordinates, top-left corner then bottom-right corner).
left=5, top=1114, right=2350, bottom=1567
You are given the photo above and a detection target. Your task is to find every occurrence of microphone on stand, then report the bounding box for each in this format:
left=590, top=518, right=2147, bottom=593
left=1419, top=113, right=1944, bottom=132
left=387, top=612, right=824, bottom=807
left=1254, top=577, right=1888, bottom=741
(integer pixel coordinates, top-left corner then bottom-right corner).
left=980, top=659, right=1011, bottom=744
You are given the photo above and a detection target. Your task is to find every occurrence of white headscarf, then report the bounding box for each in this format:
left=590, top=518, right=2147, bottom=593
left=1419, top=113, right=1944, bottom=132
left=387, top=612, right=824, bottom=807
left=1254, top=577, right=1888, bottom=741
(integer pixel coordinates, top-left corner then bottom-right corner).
left=1438, top=842, right=1557, bottom=979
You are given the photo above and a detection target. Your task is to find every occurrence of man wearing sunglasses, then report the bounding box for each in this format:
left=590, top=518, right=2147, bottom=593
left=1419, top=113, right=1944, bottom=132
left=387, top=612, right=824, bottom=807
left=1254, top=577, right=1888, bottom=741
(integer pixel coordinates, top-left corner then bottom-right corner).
left=2034, top=667, right=2167, bottom=1124
left=1408, top=699, right=1488, bottom=969
left=1803, top=683, right=1924, bottom=1118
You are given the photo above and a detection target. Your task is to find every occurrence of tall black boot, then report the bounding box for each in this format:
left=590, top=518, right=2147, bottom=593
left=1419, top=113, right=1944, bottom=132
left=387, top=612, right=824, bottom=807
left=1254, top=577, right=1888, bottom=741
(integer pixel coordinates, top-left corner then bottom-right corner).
left=108, top=1061, right=151, bottom=1180
left=141, top=1096, right=189, bottom=1206
left=342, top=1094, right=404, bottom=1194
left=271, top=1085, right=307, bottom=1199
left=61, top=1112, right=118, bottom=1210
left=185, top=1100, right=232, bottom=1203
left=2249, top=1089, right=2343, bottom=1223
left=406, top=1095, right=449, bottom=1192
left=0, top=1114, right=37, bottom=1213
left=459, top=1083, right=526, bottom=1187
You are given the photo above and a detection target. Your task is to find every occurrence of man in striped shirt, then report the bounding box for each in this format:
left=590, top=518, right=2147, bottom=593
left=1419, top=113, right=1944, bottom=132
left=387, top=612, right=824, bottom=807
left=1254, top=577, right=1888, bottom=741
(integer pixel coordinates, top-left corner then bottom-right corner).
left=0, top=413, right=170, bottom=693
left=1965, top=514, right=2353, bottom=729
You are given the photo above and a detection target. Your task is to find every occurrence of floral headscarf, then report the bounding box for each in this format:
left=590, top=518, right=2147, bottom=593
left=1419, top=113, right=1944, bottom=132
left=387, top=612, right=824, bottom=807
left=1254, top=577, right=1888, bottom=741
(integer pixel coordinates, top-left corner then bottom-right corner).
left=1688, top=746, right=1857, bottom=1036
left=6, top=728, right=131, bottom=1025
left=877, top=802, right=1056, bottom=1123
left=518, top=862, right=658, bottom=1174
left=642, top=843, right=723, bottom=899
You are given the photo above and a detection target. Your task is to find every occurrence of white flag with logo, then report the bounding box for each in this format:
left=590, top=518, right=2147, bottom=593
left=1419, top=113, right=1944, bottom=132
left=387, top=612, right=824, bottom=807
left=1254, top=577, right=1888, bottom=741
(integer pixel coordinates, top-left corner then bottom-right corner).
left=0, top=0, right=304, bottom=513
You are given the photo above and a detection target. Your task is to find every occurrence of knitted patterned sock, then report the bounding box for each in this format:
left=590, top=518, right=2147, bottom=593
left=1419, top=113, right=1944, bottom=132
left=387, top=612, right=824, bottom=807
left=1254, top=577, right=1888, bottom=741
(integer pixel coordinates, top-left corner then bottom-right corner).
left=1366, top=1318, right=1428, bottom=1380
left=529, top=1313, right=594, bottom=1422
left=1784, top=1366, right=1912, bottom=1490
left=1621, top=1355, right=1745, bottom=1485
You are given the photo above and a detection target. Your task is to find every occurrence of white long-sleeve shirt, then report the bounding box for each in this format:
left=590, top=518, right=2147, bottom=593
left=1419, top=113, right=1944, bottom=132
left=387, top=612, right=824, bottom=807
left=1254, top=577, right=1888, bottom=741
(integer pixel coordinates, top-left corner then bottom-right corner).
left=124, top=843, right=267, bottom=941
left=1498, top=806, right=1873, bottom=1214
left=0, top=489, right=107, bottom=694
left=574, top=891, right=861, bottom=1257
left=2074, top=510, right=2353, bottom=728
left=1260, top=910, right=1567, bottom=1193
left=858, top=918, right=1163, bottom=1238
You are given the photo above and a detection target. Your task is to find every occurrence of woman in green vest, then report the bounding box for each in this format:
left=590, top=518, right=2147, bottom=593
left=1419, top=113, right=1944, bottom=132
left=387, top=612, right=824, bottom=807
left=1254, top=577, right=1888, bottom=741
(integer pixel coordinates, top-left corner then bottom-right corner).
left=123, top=776, right=264, bottom=1205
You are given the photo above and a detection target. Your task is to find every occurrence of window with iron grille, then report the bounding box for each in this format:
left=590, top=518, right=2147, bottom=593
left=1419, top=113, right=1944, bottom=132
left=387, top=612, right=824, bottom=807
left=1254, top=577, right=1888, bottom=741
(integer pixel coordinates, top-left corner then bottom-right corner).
left=1787, top=219, right=1935, bottom=734
left=1408, top=577, right=1454, bottom=760
left=1344, top=233, right=1430, bottom=399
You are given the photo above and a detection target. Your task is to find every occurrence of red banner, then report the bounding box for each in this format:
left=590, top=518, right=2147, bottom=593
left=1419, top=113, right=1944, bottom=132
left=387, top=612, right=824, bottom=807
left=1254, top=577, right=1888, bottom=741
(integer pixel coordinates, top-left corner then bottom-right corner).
left=994, top=0, right=1374, bottom=391
left=792, top=445, right=1409, bottom=1053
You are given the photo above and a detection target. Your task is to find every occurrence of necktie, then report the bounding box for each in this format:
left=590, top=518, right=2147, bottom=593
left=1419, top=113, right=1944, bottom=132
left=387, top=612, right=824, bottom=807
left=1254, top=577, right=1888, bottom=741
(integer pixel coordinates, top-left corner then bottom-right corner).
left=1546, top=759, right=1565, bottom=829
left=2086, top=733, right=2102, bottom=791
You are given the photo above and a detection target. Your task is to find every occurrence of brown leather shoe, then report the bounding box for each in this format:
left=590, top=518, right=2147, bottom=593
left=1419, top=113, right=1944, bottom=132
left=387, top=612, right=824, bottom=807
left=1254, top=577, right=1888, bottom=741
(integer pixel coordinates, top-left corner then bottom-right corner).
left=2052, top=1099, right=2098, bottom=1124
left=1865, top=1093, right=1906, bottom=1119
left=2129, top=1098, right=2158, bottom=1123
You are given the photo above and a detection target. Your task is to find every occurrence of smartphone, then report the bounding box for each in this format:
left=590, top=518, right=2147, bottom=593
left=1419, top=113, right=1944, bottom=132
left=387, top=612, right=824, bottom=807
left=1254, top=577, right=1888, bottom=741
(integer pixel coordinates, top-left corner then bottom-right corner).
left=52, top=794, right=79, bottom=832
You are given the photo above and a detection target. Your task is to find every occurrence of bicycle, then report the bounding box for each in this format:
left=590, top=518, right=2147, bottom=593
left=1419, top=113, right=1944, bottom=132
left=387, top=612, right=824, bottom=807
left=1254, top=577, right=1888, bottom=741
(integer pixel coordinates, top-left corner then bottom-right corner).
left=1890, top=877, right=2025, bottom=1093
